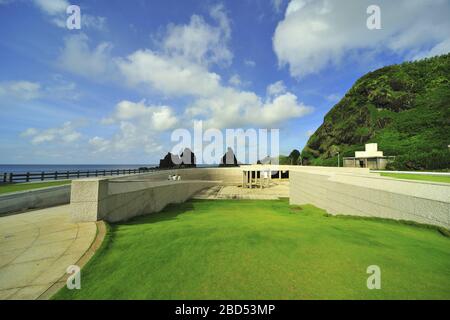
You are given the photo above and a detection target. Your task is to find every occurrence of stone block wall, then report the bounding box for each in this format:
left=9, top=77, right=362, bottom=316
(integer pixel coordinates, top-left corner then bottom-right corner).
left=289, top=170, right=450, bottom=229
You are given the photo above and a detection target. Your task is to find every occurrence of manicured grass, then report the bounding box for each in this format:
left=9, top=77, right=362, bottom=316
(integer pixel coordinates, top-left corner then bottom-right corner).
left=54, top=199, right=450, bottom=300
left=0, top=180, right=71, bottom=194
left=380, top=173, right=450, bottom=184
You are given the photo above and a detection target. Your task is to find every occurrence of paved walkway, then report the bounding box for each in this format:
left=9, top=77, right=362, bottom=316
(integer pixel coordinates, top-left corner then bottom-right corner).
left=0, top=205, right=97, bottom=300
left=193, top=181, right=290, bottom=200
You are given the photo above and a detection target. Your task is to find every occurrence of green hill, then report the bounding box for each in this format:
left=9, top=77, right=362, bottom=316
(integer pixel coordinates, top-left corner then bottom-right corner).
left=302, top=53, right=450, bottom=170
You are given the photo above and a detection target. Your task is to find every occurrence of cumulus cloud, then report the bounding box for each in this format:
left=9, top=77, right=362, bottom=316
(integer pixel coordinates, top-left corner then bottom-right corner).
left=267, top=80, right=287, bottom=97
left=31, top=0, right=107, bottom=30
left=160, top=4, right=232, bottom=66
left=229, top=74, right=242, bottom=87
left=102, top=100, right=179, bottom=132
left=88, top=122, right=163, bottom=155
left=0, top=81, right=41, bottom=101
left=116, top=7, right=312, bottom=129
left=272, top=0, right=284, bottom=13
left=58, top=34, right=114, bottom=79
left=88, top=100, right=176, bottom=155
left=20, top=121, right=82, bottom=145
left=57, top=4, right=313, bottom=131
left=32, top=0, right=68, bottom=15
left=117, top=49, right=221, bottom=97
left=187, top=87, right=313, bottom=128
left=273, top=0, right=450, bottom=77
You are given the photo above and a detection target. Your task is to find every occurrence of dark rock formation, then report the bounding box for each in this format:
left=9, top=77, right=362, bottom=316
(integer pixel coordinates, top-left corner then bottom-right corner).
left=219, top=147, right=239, bottom=167
left=159, top=148, right=196, bottom=169
left=159, top=152, right=180, bottom=169
left=180, top=148, right=196, bottom=167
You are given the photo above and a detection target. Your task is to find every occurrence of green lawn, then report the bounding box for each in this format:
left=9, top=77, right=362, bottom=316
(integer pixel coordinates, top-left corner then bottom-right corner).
left=380, top=173, right=450, bottom=183
left=54, top=199, right=450, bottom=300
left=0, top=180, right=71, bottom=194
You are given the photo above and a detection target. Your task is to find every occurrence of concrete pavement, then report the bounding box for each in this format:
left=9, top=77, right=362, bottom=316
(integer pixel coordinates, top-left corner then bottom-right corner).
left=0, top=205, right=97, bottom=299
left=193, top=182, right=290, bottom=200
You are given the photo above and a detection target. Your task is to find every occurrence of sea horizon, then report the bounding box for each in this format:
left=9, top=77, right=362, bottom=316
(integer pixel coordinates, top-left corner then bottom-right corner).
left=0, top=164, right=157, bottom=174
left=0, top=163, right=218, bottom=174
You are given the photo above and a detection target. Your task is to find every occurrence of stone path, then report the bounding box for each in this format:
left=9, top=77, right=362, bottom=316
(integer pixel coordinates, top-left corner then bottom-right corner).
left=193, top=182, right=290, bottom=200
left=0, top=205, right=97, bottom=300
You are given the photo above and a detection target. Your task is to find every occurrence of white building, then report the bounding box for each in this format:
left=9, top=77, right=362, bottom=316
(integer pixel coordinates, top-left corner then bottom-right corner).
left=343, top=143, right=394, bottom=169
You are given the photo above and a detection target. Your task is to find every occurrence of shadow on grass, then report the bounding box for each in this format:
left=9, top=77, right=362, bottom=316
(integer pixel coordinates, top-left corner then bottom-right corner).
left=117, top=201, right=196, bottom=227
left=324, top=213, right=450, bottom=238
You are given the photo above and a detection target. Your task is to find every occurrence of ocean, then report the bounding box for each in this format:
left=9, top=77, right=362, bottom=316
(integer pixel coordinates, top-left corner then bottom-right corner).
left=0, top=164, right=157, bottom=174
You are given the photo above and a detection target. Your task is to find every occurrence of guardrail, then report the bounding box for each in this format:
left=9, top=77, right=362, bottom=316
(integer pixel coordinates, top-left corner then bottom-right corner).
left=1, top=168, right=157, bottom=183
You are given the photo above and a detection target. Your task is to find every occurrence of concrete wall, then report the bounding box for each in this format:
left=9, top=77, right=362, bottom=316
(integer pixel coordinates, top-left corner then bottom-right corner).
left=0, top=185, right=71, bottom=215
left=69, top=166, right=371, bottom=223
left=70, top=177, right=219, bottom=222
left=289, top=170, right=450, bottom=229
left=117, top=167, right=245, bottom=185
left=70, top=165, right=450, bottom=229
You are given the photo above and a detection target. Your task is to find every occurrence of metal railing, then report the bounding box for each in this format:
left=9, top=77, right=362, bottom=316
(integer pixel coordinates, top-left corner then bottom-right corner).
left=1, top=168, right=157, bottom=183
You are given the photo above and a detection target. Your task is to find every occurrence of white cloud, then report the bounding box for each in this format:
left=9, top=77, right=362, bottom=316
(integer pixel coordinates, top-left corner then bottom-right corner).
left=88, top=136, right=110, bottom=153
left=82, top=15, right=107, bottom=31
left=20, top=128, right=38, bottom=137
left=57, top=5, right=313, bottom=131
left=160, top=4, right=232, bottom=66
left=116, top=5, right=234, bottom=96
left=0, top=81, right=41, bottom=101
left=58, top=34, right=114, bottom=79
left=273, top=0, right=450, bottom=77
left=259, top=92, right=312, bottom=126
left=267, top=80, right=287, bottom=96
left=20, top=121, right=82, bottom=145
left=90, top=121, right=163, bottom=155
left=187, top=88, right=313, bottom=128
left=272, top=0, right=284, bottom=13
left=229, top=74, right=242, bottom=86
left=117, top=49, right=221, bottom=97
left=89, top=100, right=176, bottom=155
left=326, top=93, right=341, bottom=103
left=102, top=100, right=178, bottom=132
left=31, top=0, right=107, bottom=30
left=228, top=74, right=251, bottom=88
left=32, top=0, right=68, bottom=15
left=116, top=7, right=312, bottom=129
left=244, top=59, right=256, bottom=67
left=0, top=78, right=79, bottom=103
left=411, top=38, right=450, bottom=61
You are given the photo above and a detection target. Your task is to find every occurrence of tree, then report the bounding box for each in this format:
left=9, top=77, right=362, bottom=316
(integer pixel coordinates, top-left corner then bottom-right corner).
left=288, top=149, right=301, bottom=165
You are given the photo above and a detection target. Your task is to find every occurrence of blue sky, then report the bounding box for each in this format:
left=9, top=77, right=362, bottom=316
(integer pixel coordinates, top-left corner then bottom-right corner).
left=0, top=0, right=449, bottom=164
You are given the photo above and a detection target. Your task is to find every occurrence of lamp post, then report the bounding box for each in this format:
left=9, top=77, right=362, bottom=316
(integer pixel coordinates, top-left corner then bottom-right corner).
left=335, top=152, right=340, bottom=168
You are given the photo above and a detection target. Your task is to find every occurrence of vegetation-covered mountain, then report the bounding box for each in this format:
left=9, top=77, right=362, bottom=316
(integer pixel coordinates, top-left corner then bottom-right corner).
left=302, top=54, right=450, bottom=170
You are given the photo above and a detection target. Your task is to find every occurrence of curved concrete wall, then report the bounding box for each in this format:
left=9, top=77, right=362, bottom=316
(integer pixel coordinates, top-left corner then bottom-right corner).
left=70, top=178, right=218, bottom=222
left=289, top=170, right=450, bottom=229
left=0, top=185, right=71, bottom=215
left=69, top=166, right=371, bottom=223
